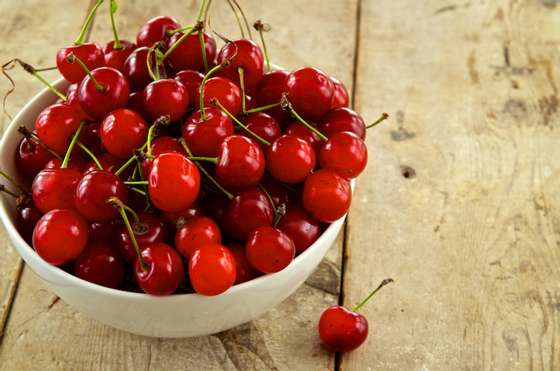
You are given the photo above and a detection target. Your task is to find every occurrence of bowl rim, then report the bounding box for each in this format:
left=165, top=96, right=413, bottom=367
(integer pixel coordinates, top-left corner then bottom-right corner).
left=0, top=77, right=354, bottom=302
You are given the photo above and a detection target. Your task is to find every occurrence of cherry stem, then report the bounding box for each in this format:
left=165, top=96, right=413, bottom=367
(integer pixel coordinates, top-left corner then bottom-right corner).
left=166, top=25, right=193, bottom=36
left=130, top=187, right=146, bottom=196
left=225, top=0, right=245, bottom=38
left=18, top=126, right=62, bottom=160
left=281, top=94, right=328, bottom=142
left=109, top=0, right=122, bottom=49
left=0, top=184, right=19, bottom=199
left=114, top=142, right=148, bottom=176
left=211, top=98, right=271, bottom=146
left=238, top=67, right=247, bottom=113
left=196, top=0, right=208, bottom=22
left=366, top=113, right=389, bottom=129
left=178, top=138, right=233, bottom=200
left=61, top=121, right=85, bottom=169
left=199, top=61, right=229, bottom=120
left=230, top=0, right=252, bottom=39
left=244, top=101, right=281, bottom=114
left=67, top=53, right=105, bottom=92
left=77, top=141, right=103, bottom=170
left=0, top=170, right=26, bottom=194
left=145, top=115, right=170, bottom=158
left=74, top=0, right=104, bottom=45
left=34, top=66, right=58, bottom=72
left=253, top=20, right=271, bottom=73
left=5, top=60, right=67, bottom=101
left=161, top=22, right=202, bottom=61
left=146, top=44, right=161, bottom=81
left=109, top=197, right=148, bottom=271
left=124, top=181, right=148, bottom=186
left=198, top=30, right=209, bottom=73
left=353, top=278, right=394, bottom=312
left=188, top=156, right=218, bottom=163
left=273, top=203, right=286, bottom=227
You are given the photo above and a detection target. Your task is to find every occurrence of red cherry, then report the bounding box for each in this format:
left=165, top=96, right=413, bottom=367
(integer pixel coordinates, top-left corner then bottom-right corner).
left=255, top=70, right=289, bottom=122
left=78, top=67, right=130, bottom=120
left=124, top=47, right=162, bottom=91
left=216, top=135, right=265, bottom=189
left=74, top=241, right=125, bottom=288
left=136, top=16, right=180, bottom=48
left=246, top=226, right=295, bottom=273
left=303, top=169, right=351, bottom=223
left=166, top=31, right=217, bottom=72
left=174, top=70, right=204, bottom=110
left=148, top=153, right=200, bottom=212
left=65, top=83, right=91, bottom=120
left=216, top=39, right=264, bottom=94
left=227, top=243, right=258, bottom=284
left=16, top=201, right=42, bottom=244
left=151, top=135, right=185, bottom=156
left=15, top=137, right=53, bottom=179
left=32, top=209, right=89, bottom=266
left=284, top=121, right=323, bottom=153
left=189, top=243, right=236, bottom=296
left=44, top=157, right=86, bottom=171
left=182, top=107, right=233, bottom=157
left=330, top=77, right=349, bottom=109
left=32, top=168, right=81, bottom=213
left=266, top=135, right=315, bottom=183
left=74, top=170, right=128, bottom=222
left=319, top=131, right=368, bottom=179
left=101, top=108, right=148, bottom=159
left=259, top=176, right=294, bottom=207
left=285, top=67, right=334, bottom=120
left=175, top=216, right=221, bottom=259
left=244, top=112, right=281, bottom=146
left=135, top=242, right=184, bottom=296
left=277, top=206, right=321, bottom=254
left=83, top=153, right=122, bottom=174
left=77, top=122, right=103, bottom=155
left=319, top=108, right=366, bottom=139
left=35, top=103, right=81, bottom=155
left=142, top=78, right=188, bottom=121
left=198, top=77, right=242, bottom=116
left=223, top=187, right=273, bottom=241
left=56, top=43, right=105, bottom=83
left=116, top=213, right=168, bottom=263
left=103, top=40, right=136, bottom=72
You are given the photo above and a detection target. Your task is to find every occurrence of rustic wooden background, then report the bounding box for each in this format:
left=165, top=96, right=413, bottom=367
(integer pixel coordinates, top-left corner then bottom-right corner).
left=1, top=0, right=559, bottom=370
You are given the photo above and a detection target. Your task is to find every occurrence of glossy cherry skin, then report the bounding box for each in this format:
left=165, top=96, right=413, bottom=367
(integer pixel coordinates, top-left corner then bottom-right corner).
left=216, top=135, right=265, bottom=190
left=223, top=187, right=273, bottom=241
left=35, top=103, right=82, bottom=156
left=32, top=168, right=82, bottom=213
left=303, top=169, right=351, bottom=223
left=319, top=108, right=366, bottom=139
left=44, top=157, right=86, bottom=171
left=244, top=112, right=281, bottom=146
left=246, top=226, right=295, bottom=273
left=227, top=243, right=258, bottom=284
left=103, top=40, right=136, bottom=73
left=217, top=39, right=264, bottom=94
left=151, top=135, right=185, bottom=156
left=136, top=16, right=180, bottom=48
left=116, top=213, right=168, bottom=263
left=174, top=70, right=204, bottom=110
left=189, top=243, right=236, bottom=296
left=135, top=243, right=184, bottom=296
left=74, top=241, right=125, bottom=289
left=148, top=153, right=200, bottom=212
left=284, top=122, right=323, bottom=153
left=101, top=108, right=148, bottom=159
left=319, top=131, right=368, bottom=179
left=65, top=83, right=91, bottom=121
left=142, top=79, right=188, bottom=121
left=277, top=206, right=321, bottom=254
left=318, top=306, right=368, bottom=353
left=83, top=153, right=122, bottom=175
left=33, top=209, right=89, bottom=266
left=124, top=47, right=162, bottom=91
left=286, top=67, right=334, bottom=120
left=74, top=170, right=128, bottom=222
left=255, top=70, right=289, bottom=122
left=15, top=137, right=53, bottom=179
left=182, top=107, right=233, bottom=156
left=330, top=77, right=349, bottom=109
left=56, top=42, right=105, bottom=83
left=267, top=135, right=316, bottom=183
left=166, top=31, right=217, bottom=72
left=78, top=67, right=130, bottom=120
left=175, top=216, right=221, bottom=259
left=198, top=77, right=242, bottom=116
left=17, top=204, right=42, bottom=244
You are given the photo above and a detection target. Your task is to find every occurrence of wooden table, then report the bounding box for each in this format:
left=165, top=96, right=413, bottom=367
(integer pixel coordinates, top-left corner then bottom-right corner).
left=1, top=0, right=559, bottom=369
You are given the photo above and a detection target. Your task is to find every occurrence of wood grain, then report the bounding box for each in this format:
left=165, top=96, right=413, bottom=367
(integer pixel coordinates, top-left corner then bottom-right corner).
left=341, top=0, right=560, bottom=370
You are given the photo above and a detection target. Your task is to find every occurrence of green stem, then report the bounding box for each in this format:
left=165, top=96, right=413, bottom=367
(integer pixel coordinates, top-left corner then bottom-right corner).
left=188, top=156, right=218, bottom=163
left=283, top=96, right=328, bottom=142
left=161, top=23, right=201, bottom=61
left=67, top=53, right=105, bottom=92
left=366, top=113, right=389, bottom=129
left=146, top=45, right=160, bottom=81
left=124, top=181, right=148, bottom=185
left=196, top=0, right=208, bottom=22
left=225, top=0, right=245, bottom=38
left=18, top=126, right=63, bottom=160
left=353, top=278, right=394, bottom=312
left=74, top=0, right=104, bottom=45
left=238, top=67, right=246, bottom=113
left=114, top=143, right=147, bottom=176
left=110, top=198, right=148, bottom=271
left=130, top=187, right=146, bottom=196
left=61, top=122, right=85, bottom=169
left=13, top=60, right=67, bottom=101
left=0, top=184, right=19, bottom=198
left=211, top=98, right=271, bottom=146
left=166, top=25, right=193, bottom=36
left=109, top=0, right=122, bottom=49
left=146, top=124, right=157, bottom=158
left=77, top=141, right=103, bottom=170
left=254, top=21, right=271, bottom=72
left=0, top=170, right=26, bottom=194
left=258, top=183, right=276, bottom=215
left=199, top=63, right=227, bottom=120
left=34, top=66, right=58, bottom=72
left=245, top=101, right=281, bottom=114
left=198, top=30, right=209, bottom=72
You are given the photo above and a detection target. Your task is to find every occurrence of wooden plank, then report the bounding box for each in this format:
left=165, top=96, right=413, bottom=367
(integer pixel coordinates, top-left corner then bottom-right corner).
left=0, top=0, right=98, bottom=340
left=0, top=0, right=359, bottom=369
left=341, top=0, right=560, bottom=370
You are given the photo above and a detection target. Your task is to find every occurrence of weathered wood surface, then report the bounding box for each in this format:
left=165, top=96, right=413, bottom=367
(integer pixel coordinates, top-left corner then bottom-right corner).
left=0, top=0, right=358, bottom=370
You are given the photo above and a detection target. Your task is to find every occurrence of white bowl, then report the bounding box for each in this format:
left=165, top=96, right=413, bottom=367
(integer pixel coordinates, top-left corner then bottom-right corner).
left=0, top=79, right=351, bottom=338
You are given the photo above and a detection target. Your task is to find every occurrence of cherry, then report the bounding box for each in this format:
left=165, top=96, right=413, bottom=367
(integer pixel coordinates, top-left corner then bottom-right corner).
left=285, top=67, right=334, bottom=120
left=319, top=131, right=368, bottom=179
left=135, top=243, right=184, bottom=295
left=74, top=240, right=125, bottom=289
left=65, top=83, right=91, bottom=121
left=174, top=70, right=204, bottom=110
left=162, top=201, right=204, bottom=231
left=103, top=40, right=136, bottom=73
left=78, top=122, right=103, bottom=155
left=244, top=112, right=281, bottom=146
left=227, top=243, right=258, bottom=284
left=142, top=78, right=188, bottom=122
left=266, top=135, right=316, bottom=183
left=319, top=108, right=366, bottom=139
left=83, top=153, right=122, bottom=174
left=136, top=16, right=180, bottom=48
left=148, top=153, right=200, bottom=212
left=35, top=103, right=82, bottom=155
left=189, top=243, right=236, bottom=296
left=330, top=77, right=349, bottom=109
left=150, top=135, right=185, bottom=156
left=44, top=157, right=86, bottom=171
left=32, top=168, right=81, bottom=213
left=182, top=107, right=233, bottom=157
left=255, top=70, right=289, bottom=122
left=115, top=212, right=168, bottom=263
left=101, top=108, right=148, bottom=159
left=56, top=43, right=105, bottom=83
left=216, top=39, right=264, bottom=94
left=74, top=170, right=128, bottom=222
left=166, top=31, right=216, bottom=72
left=284, top=121, right=323, bottom=153
left=223, top=187, right=273, bottom=241
left=175, top=216, right=221, bottom=259
left=303, top=169, right=351, bottom=223
left=277, top=206, right=321, bottom=254
left=260, top=175, right=294, bottom=208
left=90, top=221, right=118, bottom=243
left=318, top=279, right=393, bottom=353
left=32, top=209, right=89, bottom=266
left=15, top=136, right=53, bottom=179
left=198, top=77, right=242, bottom=116
left=124, top=47, right=162, bottom=91
left=246, top=226, right=295, bottom=273
left=215, top=135, right=265, bottom=190
left=17, top=203, right=42, bottom=245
